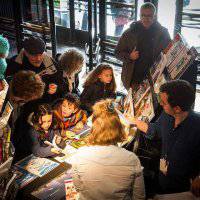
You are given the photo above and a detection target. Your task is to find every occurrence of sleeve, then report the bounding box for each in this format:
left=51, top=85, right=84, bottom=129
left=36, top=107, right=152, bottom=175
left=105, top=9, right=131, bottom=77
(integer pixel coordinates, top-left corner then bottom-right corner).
left=145, top=112, right=165, bottom=140
left=114, top=31, right=132, bottom=62
left=161, top=28, right=172, bottom=51
left=30, top=128, right=55, bottom=158
left=80, top=86, right=94, bottom=112
left=5, top=57, right=21, bottom=78
left=132, top=155, right=145, bottom=200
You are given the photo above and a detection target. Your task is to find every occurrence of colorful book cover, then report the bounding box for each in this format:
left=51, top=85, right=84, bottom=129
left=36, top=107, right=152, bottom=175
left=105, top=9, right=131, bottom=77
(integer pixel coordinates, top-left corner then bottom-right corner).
left=63, top=125, right=91, bottom=140
left=134, top=90, right=155, bottom=122
left=31, top=171, right=71, bottom=200
left=13, top=166, right=37, bottom=189
left=15, top=154, right=59, bottom=177
left=0, top=79, right=9, bottom=113
left=0, top=101, right=13, bottom=129
left=65, top=178, right=79, bottom=200
left=123, top=88, right=134, bottom=116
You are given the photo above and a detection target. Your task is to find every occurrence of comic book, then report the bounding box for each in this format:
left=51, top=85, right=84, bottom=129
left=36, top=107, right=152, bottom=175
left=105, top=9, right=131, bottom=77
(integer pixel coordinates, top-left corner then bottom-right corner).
left=123, top=88, right=134, bottom=116
left=13, top=166, right=37, bottom=189
left=150, top=53, right=168, bottom=84
left=65, top=177, right=79, bottom=200
left=15, top=154, right=59, bottom=177
left=0, top=79, right=9, bottom=113
left=0, top=101, right=13, bottom=129
left=31, top=171, right=71, bottom=200
left=134, top=90, right=155, bottom=122
left=63, top=124, right=91, bottom=140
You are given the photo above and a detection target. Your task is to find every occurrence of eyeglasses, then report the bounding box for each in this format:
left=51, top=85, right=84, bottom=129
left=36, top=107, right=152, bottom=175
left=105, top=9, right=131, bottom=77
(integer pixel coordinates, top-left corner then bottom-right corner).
left=141, top=14, right=154, bottom=19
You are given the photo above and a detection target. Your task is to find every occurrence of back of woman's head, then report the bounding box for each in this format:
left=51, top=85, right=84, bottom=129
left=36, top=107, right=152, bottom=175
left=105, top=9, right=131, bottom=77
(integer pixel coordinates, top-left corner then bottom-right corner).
left=31, top=104, right=52, bottom=129
left=83, top=63, right=116, bottom=91
left=59, top=49, right=84, bottom=76
left=87, top=99, right=125, bottom=146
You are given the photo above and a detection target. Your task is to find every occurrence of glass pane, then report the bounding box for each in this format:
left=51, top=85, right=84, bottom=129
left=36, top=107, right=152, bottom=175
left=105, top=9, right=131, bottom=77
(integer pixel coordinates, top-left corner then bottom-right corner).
left=53, top=0, right=70, bottom=27
left=157, top=0, right=176, bottom=38
left=74, top=1, right=88, bottom=31
left=182, top=0, right=200, bottom=50
left=106, top=0, right=135, bottom=38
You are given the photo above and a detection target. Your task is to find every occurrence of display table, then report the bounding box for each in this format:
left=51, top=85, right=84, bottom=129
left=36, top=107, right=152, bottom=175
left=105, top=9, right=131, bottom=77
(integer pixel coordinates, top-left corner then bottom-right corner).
left=14, top=157, right=71, bottom=200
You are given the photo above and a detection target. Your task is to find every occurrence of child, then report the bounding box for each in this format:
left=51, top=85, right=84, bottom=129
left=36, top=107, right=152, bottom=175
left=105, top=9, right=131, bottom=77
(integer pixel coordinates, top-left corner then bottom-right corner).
left=80, top=63, right=116, bottom=113
left=0, top=35, right=9, bottom=90
left=28, top=104, right=63, bottom=158
left=53, top=93, right=87, bottom=136
left=58, top=49, right=84, bottom=95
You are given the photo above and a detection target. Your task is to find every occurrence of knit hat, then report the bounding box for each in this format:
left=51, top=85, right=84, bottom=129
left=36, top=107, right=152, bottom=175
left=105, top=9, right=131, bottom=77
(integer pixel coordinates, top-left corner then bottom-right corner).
left=23, top=36, right=46, bottom=55
left=0, top=35, right=9, bottom=55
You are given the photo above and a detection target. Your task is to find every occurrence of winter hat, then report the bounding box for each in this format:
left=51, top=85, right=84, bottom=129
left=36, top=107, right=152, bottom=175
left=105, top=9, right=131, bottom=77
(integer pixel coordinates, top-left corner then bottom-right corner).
left=0, top=35, right=9, bottom=55
left=23, top=36, right=46, bottom=55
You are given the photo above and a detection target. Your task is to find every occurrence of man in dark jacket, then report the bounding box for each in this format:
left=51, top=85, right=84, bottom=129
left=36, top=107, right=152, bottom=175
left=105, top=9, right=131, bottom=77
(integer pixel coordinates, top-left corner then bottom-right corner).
left=115, top=2, right=171, bottom=90
left=6, top=36, right=68, bottom=103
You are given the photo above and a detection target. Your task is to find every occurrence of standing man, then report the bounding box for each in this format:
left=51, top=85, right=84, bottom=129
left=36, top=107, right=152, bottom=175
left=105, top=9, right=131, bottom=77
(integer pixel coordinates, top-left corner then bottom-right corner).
left=115, top=2, right=171, bottom=90
left=127, top=80, right=200, bottom=195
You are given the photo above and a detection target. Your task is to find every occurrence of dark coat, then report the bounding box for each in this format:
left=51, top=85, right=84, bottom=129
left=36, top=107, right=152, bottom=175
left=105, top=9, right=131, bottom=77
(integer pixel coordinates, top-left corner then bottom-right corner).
left=115, top=21, right=171, bottom=89
left=6, top=50, right=69, bottom=103
left=80, top=81, right=116, bottom=112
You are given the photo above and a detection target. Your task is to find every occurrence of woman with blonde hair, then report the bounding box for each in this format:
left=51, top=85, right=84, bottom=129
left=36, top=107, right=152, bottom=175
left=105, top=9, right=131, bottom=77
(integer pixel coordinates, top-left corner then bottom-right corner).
left=67, top=99, right=145, bottom=200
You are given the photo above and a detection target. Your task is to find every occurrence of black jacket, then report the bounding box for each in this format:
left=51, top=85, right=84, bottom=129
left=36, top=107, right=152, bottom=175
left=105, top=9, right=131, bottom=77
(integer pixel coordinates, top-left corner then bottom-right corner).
left=80, top=81, right=116, bottom=112
left=115, top=21, right=171, bottom=89
left=6, top=50, right=69, bottom=103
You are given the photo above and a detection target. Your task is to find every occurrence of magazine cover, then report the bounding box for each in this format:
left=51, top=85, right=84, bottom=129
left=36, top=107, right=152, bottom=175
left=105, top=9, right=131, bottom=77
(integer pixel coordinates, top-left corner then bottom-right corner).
left=31, top=171, right=71, bottom=200
left=15, top=154, right=59, bottom=177
left=168, top=46, right=198, bottom=80
left=153, top=74, right=167, bottom=94
left=132, top=79, right=151, bottom=107
left=63, top=124, right=91, bottom=140
left=0, top=101, right=13, bottom=129
left=134, top=90, right=155, bottom=122
left=165, top=33, right=188, bottom=68
left=123, top=88, right=134, bottom=116
left=0, top=79, right=9, bottom=113
left=13, top=166, right=37, bottom=189
left=150, top=53, right=168, bottom=84
left=65, top=178, right=79, bottom=200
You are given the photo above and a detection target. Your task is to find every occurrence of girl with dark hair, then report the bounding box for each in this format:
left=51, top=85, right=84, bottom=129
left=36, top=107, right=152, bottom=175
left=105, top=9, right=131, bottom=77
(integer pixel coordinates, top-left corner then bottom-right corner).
left=80, top=63, right=116, bottom=113
left=28, top=104, right=61, bottom=157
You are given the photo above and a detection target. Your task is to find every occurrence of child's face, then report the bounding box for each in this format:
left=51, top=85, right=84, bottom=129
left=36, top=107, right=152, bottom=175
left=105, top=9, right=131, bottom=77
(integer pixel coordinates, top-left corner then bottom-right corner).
left=98, top=69, right=113, bottom=84
left=39, top=114, right=52, bottom=131
left=61, top=100, right=76, bottom=117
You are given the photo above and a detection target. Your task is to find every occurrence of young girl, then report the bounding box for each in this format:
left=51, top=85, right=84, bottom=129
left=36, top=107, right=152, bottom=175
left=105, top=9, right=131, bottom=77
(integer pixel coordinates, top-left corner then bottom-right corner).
left=66, top=99, right=145, bottom=200
left=80, top=63, right=116, bottom=113
left=53, top=93, right=87, bottom=137
left=58, top=49, right=84, bottom=95
left=28, top=104, right=62, bottom=158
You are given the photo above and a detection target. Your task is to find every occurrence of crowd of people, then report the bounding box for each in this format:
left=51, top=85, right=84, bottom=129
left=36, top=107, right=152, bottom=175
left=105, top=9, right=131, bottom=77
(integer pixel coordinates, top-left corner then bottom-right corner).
left=0, top=2, right=199, bottom=200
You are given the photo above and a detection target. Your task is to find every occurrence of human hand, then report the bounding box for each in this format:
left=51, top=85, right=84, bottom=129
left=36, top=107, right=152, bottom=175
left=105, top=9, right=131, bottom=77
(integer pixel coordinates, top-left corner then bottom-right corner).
left=191, top=176, right=200, bottom=197
left=130, top=49, right=139, bottom=61
left=55, top=135, right=62, bottom=145
left=51, top=147, right=62, bottom=154
left=160, top=158, right=168, bottom=175
left=124, top=114, right=137, bottom=125
left=75, top=121, right=84, bottom=130
left=48, top=83, right=57, bottom=94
